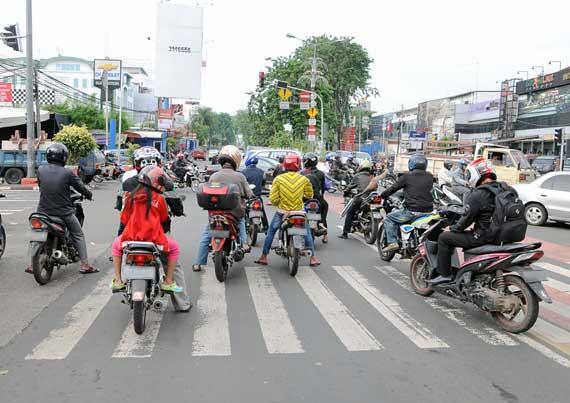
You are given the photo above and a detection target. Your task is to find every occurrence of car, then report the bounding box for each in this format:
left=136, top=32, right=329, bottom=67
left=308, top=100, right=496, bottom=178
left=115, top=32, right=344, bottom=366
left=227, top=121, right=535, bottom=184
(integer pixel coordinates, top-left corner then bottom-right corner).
left=532, top=156, right=559, bottom=175
left=239, top=156, right=280, bottom=194
left=191, top=148, right=206, bottom=160
left=248, top=148, right=302, bottom=162
left=513, top=171, right=570, bottom=226
left=338, top=150, right=371, bottom=165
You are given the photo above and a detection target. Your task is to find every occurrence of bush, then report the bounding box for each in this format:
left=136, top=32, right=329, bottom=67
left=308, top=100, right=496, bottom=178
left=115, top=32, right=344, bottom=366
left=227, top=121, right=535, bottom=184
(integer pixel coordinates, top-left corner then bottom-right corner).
left=126, top=143, right=141, bottom=162
left=53, top=124, right=97, bottom=165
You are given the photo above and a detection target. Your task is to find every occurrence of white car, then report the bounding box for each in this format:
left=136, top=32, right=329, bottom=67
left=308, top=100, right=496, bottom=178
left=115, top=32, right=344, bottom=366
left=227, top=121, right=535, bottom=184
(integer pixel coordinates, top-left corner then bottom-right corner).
left=513, top=171, right=570, bottom=226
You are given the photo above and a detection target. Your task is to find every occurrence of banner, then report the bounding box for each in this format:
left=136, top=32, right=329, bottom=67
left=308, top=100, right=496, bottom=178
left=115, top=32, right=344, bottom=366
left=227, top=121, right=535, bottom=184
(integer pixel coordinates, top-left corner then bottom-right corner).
left=155, top=3, right=203, bottom=99
left=93, top=59, right=122, bottom=89
left=0, top=82, right=12, bottom=102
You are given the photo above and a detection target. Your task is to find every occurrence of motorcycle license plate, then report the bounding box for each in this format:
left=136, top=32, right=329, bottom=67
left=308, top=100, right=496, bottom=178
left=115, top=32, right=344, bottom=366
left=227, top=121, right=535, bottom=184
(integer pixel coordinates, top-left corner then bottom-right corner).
left=29, top=231, right=48, bottom=242
left=210, top=230, right=230, bottom=238
left=372, top=212, right=382, bottom=219
left=288, top=227, right=306, bottom=236
left=252, top=218, right=261, bottom=224
left=369, top=205, right=381, bottom=209
left=249, top=211, right=263, bottom=218
left=310, top=221, right=318, bottom=229
left=307, top=213, right=321, bottom=221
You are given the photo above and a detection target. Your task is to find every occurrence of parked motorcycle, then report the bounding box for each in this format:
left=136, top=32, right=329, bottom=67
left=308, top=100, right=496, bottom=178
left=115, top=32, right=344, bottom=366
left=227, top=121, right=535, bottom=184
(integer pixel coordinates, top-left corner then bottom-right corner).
left=29, top=194, right=86, bottom=285
left=340, top=191, right=384, bottom=244
left=273, top=211, right=309, bottom=277
left=246, top=196, right=265, bottom=246
left=409, top=204, right=551, bottom=333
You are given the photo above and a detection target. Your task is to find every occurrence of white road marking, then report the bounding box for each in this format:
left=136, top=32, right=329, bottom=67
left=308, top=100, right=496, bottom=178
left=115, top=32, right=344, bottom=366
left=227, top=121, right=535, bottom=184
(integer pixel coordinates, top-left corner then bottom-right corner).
left=542, top=300, right=570, bottom=318
left=112, top=299, right=169, bottom=358
left=26, top=271, right=114, bottom=360
left=192, top=270, right=231, bottom=356
left=296, top=268, right=383, bottom=351
left=0, top=209, right=24, bottom=212
left=546, top=277, right=570, bottom=293
left=514, top=334, right=570, bottom=368
left=335, top=224, right=401, bottom=262
left=335, top=266, right=448, bottom=349
left=0, top=199, right=39, bottom=202
left=375, top=265, right=518, bottom=346
left=531, top=319, right=570, bottom=343
left=535, top=262, right=570, bottom=280
left=245, top=267, right=304, bottom=354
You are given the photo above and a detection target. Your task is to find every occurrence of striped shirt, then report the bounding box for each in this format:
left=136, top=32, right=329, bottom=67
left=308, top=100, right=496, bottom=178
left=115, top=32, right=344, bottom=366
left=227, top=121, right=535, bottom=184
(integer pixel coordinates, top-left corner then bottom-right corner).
left=269, top=171, right=313, bottom=212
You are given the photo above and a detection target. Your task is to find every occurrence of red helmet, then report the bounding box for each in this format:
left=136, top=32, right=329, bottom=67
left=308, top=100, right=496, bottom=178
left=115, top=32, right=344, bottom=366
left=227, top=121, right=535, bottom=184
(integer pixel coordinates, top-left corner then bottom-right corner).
left=138, top=165, right=168, bottom=193
left=283, top=153, right=301, bottom=171
left=466, top=157, right=495, bottom=188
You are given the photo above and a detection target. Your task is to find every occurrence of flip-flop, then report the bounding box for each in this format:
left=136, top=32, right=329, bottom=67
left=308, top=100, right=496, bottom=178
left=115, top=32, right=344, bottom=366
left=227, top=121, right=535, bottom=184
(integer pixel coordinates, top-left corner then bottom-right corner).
left=254, top=259, right=268, bottom=266
left=309, top=261, right=321, bottom=267
left=25, top=266, right=33, bottom=274
left=79, top=266, right=100, bottom=274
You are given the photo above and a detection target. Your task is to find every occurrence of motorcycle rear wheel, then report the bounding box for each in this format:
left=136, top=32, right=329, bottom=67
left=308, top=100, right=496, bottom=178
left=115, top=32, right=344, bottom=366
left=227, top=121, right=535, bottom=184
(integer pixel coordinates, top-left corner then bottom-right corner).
left=363, top=213, right=378, bottom=244
left=0, top=225, right=6, bottom=259
left=32, top=243, right=53, bottom=285
left=491, top=276, right=539, bottom=333
left=133, top=299, right=147, bottom=335
left=287, top=237, right=299, bottom=277
left=376, top=224, right=396, bottom=262
left=409, top=255, right=434, bottom=296
left=214, top=250, right=228, bottom=283
left=191, top=179, right=200, bottom=193
left=248, top=223, right=258, bottom=247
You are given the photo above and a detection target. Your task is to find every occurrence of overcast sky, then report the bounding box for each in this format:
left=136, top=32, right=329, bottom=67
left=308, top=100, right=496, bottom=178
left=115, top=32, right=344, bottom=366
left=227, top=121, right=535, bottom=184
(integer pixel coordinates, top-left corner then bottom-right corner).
left=2, top=0, right=570, bottom=115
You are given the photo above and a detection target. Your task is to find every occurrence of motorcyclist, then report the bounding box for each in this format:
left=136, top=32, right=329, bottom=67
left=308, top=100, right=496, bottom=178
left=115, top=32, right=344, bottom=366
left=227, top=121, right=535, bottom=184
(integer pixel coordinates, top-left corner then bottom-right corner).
left=192, top=145, right=253, bottom=272
left=438, top=160, right=453, bottom=186
left=429, top=158, right=499, bottom=285
left=172, top=153, right=188, bottom=183
left=111, top=166, right=183, bottom=293
left=346, top=154, right=358, bottom=171
left=241, top=154, right=269, bottom=230
left=255, top=153, right=320, bottom=267
left=450, top=159, right=470, bottom=202
left=338, top=159, right=373, bottom=239
left=301, top=152, right=329, bottom=243
left=330, top=152, right=346, bottom=180
left=380, top=154, right=434, bottom=252
left=29, top=143, right=97, bottom=274
left=272, top=155, right=286, bottom=179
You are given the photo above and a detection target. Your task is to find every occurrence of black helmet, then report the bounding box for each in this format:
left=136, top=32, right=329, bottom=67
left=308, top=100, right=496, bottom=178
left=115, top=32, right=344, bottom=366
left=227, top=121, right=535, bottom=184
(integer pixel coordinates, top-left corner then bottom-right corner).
left=408, top=153, right=427, bottom=171
left=303, top=152, right=318, bottom=169
left=46, top=142, right=69, bottom=165
left=443, top=160, right=453, bottom=170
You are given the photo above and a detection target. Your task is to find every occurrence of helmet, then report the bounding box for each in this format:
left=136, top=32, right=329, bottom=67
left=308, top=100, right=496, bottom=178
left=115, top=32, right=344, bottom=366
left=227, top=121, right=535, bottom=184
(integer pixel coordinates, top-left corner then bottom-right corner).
left=334, top=151, right=342, bottom=159
left=357, top=159, right=372, bottom=172
left=134, top=146, right=162, bottom=170
left=283, top=153, right=301, bottom=171
left=458, top=159, right=469, bottom=168
left=465, top=157, right=496, bottom=188
left=408, top=154, right=428, bottom=171
left=46, top=142, right=69, bottom=165
left=138, top=165, right=168, bottom=193
left=347, top=153, right=355, bottom=161
left=218, top=145, right=242, bottom=170
left=303, top=152, right=318, bottom=169
left=443, top=160, right=453, bottom=170
left=245, top=154, right=259, bottom=167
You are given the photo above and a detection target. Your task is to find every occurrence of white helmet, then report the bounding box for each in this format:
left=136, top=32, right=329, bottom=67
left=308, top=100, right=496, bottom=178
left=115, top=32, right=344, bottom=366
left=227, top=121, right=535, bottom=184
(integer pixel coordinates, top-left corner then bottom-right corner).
left=218, top=145, right=242, bottom=170
left=357, top=159, right=372, bottom=172
left=134, top=146, right=162, bottom=169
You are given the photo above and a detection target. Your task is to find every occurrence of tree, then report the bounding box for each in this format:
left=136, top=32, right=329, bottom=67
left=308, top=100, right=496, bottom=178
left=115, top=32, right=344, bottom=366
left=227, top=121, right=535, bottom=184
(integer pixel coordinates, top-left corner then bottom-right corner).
left=126, top=143, right=141, bottom=162
left=53, top=124, right=97, bottom=165
left=191, top=107, right=217, bottom=146
left=166, top=137, right=179, bottom=153
left=47, top=102, right=132, bottom=131
left=213, top=112, right=236, bottom=146
left=233, top=109, right=255, bottom=146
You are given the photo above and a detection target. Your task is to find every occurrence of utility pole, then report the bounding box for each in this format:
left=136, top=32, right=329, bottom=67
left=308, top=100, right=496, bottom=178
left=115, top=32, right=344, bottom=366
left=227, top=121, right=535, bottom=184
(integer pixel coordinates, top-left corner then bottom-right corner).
left=396, top=104, right=404, bottom=157
left=560, top=128, right=566, bottom=171
left=25, top=0, right=35, bottom=177
left=34, top=66, right=41, bottom=141
left=102, top=71, right=109, bottom=147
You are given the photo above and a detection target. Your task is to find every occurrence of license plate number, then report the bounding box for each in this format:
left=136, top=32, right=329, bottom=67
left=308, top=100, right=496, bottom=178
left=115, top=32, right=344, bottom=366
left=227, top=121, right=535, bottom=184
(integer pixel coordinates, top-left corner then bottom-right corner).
left=307, top=213, right=321, bottom=221
left=369, top=204, right=381, bottom=209
left=249, top=211, right=263, bottom=217
left=288, top=227, right=306, bottom=236
left=30, top=231, right=48, bottom=242
left=372, top=212, right=382, bottom=219
left=252, top=218, right=261, bottom=224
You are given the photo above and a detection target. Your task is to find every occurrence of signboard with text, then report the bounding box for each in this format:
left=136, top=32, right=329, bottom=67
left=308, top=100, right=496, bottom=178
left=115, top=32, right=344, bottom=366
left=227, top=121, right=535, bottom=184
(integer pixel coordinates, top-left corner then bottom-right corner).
left=516, top=67, right=570, bottom=94
left=93, top=59, right=122, bottom=89
left=0, top=82, right=12, bottom=102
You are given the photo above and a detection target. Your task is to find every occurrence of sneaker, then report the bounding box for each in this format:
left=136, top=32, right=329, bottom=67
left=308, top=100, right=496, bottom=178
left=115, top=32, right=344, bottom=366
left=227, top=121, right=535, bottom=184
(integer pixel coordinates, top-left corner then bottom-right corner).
left=161, top=282, right=183, bottom=293
left=427, top=275, right=453, bottom=285
left=382, top=243, right=399, bottom=253
left=110, top=278, right=126, bottom=291
left=338, top=234, right=348, bottom=239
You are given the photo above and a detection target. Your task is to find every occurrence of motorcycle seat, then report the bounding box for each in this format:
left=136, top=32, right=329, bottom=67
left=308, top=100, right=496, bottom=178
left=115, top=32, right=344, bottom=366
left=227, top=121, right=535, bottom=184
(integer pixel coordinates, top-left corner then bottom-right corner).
left=46, top=215, right=67, bottom=227
left=122, top=241, right=162, bottom=253
left=464, top=242, right=542, bottom=255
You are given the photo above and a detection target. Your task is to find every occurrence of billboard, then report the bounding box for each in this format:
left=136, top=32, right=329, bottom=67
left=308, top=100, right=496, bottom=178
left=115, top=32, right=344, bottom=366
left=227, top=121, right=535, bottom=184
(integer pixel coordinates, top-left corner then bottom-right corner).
left=0, top=82, right=12, bottom=102
left=516, top=67, right=570, bottom=95
left=93, top=59, right=122, bottom=89
left=155, top=3, right=203, bottom=99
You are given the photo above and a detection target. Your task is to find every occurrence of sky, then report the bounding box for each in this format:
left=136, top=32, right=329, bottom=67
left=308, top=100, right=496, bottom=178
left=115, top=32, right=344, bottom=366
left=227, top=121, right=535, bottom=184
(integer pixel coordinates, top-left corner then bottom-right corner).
left=2, top=0, right=570, bottom=115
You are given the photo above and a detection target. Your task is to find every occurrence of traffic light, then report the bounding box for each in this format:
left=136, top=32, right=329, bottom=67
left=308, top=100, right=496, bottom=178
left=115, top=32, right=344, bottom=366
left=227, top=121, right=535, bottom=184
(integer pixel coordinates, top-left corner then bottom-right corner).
left=554, top=128, right=563, bottom=143
left=1, top=24, right=21, bottom=52
left=258, top=71, right=265, bottom=88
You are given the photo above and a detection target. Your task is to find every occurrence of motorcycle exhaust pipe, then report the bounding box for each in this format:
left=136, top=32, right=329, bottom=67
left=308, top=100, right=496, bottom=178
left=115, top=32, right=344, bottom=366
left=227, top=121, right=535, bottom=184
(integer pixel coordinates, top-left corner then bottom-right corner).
left=153, top=300, right=164, bottom=311
left=52, top=250, right=69, bottom=264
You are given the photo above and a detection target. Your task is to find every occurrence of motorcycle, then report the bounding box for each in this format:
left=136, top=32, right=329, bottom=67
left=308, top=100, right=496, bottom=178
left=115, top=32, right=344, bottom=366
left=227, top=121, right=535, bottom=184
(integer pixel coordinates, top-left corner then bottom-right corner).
left=29, top=194, right=86, bottom=285
left=409, top=204, right=551, bottom=333
left=304, top=199, right=327, bottom=241
left=340, top=191, right=384, bottom=244
left=0, top=211, right=6, bottom=260
left=432, top=184, right=463, bottom=208
left=246, top=196, right=265, bottom=246
left=273, top=211, right=309, bottom=277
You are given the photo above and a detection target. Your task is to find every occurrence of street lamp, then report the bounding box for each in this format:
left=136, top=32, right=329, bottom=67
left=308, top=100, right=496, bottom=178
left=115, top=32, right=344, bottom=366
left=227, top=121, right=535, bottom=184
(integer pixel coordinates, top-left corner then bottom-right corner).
left=517, top=70, right=529, bottom=80
left=549, top=60, right=562, bottom=71
left=532, top=65, right=545, bottom=76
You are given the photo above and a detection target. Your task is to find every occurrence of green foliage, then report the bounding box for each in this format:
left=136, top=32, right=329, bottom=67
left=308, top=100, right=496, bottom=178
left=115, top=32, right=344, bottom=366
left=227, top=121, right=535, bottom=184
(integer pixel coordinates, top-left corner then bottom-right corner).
left=47, top=102, right=131, bottom=131
left=126, top=143, right=141, bottom=162
left=53, top=124, right=97, bottom=165
left=191, top=108, right=238, bottom=147
left=166, top=137, right=179, bottom=152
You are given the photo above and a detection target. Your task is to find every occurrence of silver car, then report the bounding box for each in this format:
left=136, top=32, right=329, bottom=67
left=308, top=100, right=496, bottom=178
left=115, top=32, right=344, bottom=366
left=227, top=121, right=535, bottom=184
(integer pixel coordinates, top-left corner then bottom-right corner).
left=513, top=171, right=570, bottom=226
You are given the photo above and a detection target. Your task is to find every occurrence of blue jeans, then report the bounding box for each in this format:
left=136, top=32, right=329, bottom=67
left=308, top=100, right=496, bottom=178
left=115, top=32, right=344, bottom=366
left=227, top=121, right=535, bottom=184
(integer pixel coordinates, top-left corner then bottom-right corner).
left=195, top=218, right=247, bottom=265
left=261, top=212, right=315, bottom=256
left=384, top=208, right=422, bottom=244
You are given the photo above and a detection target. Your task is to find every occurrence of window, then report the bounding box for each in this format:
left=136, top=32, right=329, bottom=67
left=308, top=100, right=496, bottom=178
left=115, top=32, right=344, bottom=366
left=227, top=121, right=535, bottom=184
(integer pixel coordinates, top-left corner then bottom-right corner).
left=540, top=177, right=556, bottom=189
left=73, top=78, right=79, bottom=88
left=82, top=79, right=88, bottom=89
left=55, top=63, right=80, bottom=72
left=553, top=175, right=570, bottom=192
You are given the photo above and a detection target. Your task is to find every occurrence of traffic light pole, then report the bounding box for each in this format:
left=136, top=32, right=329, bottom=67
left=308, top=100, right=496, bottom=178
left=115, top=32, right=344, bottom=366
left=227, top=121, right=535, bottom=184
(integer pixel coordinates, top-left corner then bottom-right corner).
left=287, top=84, right=325, bottom=152
left=560, top=128, right=565, bottom=171
left=25, top=0, right=35, bottom=177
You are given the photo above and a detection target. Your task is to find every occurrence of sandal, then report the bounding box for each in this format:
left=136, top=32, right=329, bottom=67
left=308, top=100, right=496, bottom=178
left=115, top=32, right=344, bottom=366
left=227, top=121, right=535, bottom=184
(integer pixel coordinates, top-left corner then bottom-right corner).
left=110, top=278, right=126, bottom=292
left=161, top=282, right=183, bottom=293
left=254, top=259, right=268, bottom=266
left=192, top=264, right=202, bottom=272
left=79, top=264, right=99, bottom=274
left=25, top=266, right=33, bottom=274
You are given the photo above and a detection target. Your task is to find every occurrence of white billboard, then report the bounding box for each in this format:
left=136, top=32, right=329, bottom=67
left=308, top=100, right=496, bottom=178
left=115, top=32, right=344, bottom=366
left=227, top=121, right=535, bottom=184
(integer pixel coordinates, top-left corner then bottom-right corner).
left=155, top=3, right=203, bottom=100
left=93, top=59, right=122, bottom=89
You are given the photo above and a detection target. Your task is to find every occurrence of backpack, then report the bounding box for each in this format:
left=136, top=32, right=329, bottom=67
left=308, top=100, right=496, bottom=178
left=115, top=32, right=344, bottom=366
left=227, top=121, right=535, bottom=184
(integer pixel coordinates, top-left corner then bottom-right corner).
left=480, top=182, right=527, bottom=244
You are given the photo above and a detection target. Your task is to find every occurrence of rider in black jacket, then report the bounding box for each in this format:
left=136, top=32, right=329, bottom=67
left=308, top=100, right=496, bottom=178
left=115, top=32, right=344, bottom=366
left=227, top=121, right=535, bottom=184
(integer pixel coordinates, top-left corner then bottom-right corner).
left=242, top=154, right=269, bottom=229
left=302, top=152, right=329, bottom=242
left=380, top=154, right=434, bottom=252
left=33, top=143, right=96, bottom=274
left=430, top=158, right=498, bottom=285
left=339, top=160, right=372, bottom=239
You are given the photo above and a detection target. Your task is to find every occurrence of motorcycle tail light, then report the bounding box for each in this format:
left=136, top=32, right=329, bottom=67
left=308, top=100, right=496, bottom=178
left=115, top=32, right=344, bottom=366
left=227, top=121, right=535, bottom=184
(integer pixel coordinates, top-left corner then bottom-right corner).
left=373, top=196, right=382, bottom=204
left=289, top=217, right=305, bottom=226
left=30, top=217, right=46, bottom=229
left=512, top=251, right=544, bottom=264
left=126, top=253, right=155, bottom=266
left=210, top=196, right=219, bottom=203
left=252, top=200, right=262, bottom=210
left=307, top=202, right=318, bottom=210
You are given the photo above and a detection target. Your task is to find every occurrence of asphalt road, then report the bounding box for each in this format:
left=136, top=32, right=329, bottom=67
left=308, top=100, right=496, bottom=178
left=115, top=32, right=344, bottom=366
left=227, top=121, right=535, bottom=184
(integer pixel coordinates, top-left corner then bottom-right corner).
left=1, top=181, right=570, bottom=403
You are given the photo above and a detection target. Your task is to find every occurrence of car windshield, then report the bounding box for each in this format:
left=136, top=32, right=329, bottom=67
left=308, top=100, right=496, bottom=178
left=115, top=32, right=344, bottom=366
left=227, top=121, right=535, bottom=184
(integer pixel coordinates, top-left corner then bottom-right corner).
left=511, top=150, right=532, bottom=169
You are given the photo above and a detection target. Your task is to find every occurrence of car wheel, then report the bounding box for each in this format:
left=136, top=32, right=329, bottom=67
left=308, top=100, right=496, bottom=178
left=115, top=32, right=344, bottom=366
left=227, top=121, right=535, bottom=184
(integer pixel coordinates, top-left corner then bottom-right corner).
left=525, top=203, right=547, bottom=226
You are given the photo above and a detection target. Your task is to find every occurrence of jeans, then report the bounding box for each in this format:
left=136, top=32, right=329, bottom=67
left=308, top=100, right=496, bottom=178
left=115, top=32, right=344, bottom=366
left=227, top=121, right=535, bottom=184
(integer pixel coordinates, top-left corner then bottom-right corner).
left=261, top=212, right=315, bottom=256
left=195, top=218, right=247, bottom=265
left=59, top=214, right=88, bottom=261
left=384, top=208, right=425, bottom=245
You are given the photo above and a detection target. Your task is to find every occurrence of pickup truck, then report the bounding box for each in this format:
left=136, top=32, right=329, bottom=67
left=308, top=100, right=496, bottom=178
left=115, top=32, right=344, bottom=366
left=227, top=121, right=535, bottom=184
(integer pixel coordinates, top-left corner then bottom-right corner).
left=394, top=143, right=536, bottom=186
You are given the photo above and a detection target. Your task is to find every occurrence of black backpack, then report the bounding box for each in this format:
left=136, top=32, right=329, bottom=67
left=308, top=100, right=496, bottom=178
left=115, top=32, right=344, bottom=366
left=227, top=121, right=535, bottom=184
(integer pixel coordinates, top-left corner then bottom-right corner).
left=480, top=182, right=527, bottom=244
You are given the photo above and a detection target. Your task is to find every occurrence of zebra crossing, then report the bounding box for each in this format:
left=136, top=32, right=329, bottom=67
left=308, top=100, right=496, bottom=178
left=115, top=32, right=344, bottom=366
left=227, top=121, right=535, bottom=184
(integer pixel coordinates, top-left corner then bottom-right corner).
left=15, top=261, right=570, bottom=368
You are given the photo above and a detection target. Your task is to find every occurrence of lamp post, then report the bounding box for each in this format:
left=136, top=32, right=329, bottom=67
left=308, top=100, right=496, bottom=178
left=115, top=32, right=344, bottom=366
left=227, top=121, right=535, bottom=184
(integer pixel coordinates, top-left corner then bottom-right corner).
left=25, top=0, right=35, bottom=177
left=532, top=65, right=545, bottom=76
left=516, top=70, right=529, bottom=80
left=548, top=60, right=562, bottom=71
